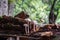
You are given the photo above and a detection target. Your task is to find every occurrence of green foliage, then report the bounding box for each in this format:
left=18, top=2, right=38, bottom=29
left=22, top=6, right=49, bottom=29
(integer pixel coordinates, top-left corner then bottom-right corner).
left=13, top=0, right=60, bottom=24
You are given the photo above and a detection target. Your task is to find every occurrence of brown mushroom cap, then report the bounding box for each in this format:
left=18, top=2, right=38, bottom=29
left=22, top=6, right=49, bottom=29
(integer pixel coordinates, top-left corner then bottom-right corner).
left=15, top=11, right=29, bottom=19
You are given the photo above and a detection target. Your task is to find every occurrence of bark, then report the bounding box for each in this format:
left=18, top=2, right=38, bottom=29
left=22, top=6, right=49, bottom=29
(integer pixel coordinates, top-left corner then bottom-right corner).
left=49, top=0, right=57, bottom=24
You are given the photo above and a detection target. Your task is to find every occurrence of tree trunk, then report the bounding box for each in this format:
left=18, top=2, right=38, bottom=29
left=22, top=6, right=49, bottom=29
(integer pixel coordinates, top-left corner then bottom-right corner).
left=49, top=0, right=57, bottom=24
left=0, top=0, right=3, bottom=16
left=8, top=1, right=14, bottom=17
left=1, top=0, right=8, bottom=16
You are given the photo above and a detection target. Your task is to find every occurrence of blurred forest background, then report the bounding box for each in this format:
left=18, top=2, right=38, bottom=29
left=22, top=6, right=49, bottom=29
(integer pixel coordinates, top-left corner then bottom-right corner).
left=9, top=0, right=60, bottom=24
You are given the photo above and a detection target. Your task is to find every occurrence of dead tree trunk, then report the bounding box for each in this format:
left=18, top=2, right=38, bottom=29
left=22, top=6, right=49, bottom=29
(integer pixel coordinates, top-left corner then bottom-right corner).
left=49, top=0, right=58, bottom=24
